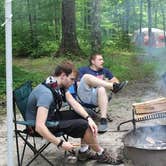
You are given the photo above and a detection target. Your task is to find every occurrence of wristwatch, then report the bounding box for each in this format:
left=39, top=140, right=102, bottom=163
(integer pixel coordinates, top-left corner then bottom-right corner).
left=57, top=139, right=64, bottom=148
left=85, top=115, right=90, bottom=120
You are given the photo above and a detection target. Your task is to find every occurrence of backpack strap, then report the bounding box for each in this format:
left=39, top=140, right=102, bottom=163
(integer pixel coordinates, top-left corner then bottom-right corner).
left=42, top=81, right=64, bottom=111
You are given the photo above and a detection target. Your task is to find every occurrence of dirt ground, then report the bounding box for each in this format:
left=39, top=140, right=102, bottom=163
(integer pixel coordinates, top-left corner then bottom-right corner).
left=0, top=78, right=166, bottom=166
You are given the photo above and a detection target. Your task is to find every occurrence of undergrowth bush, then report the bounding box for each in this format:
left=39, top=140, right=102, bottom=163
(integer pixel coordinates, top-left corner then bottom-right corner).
left=0, top=63, right=44, bottom=99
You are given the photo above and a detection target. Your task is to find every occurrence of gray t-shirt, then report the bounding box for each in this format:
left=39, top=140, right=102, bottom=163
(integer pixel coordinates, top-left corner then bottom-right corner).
left=26, top=84, right=56, bottom=121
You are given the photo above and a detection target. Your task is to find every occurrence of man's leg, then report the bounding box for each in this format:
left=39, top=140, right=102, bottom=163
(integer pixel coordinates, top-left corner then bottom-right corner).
left=97, top=87, right=108, bottom=118
left=82, top=127, right=123, bottom=165
left=97, top=87, right=109, bottom=133
left=83, top=128, right=102, bottom=152
left=77, top=75, right=111, bottom=133
left=82, top=74, right=128, bottom=93
left=83, top=74, right=114, bottom=90
left=54, top=113, right=122, bottom=165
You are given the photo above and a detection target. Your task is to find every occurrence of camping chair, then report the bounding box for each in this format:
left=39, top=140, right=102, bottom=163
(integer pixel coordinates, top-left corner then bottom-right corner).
left=13, top=81, right=68, bottom=166
left=68, top=83, right=112, bottom=121
left=117, top=97, right=166, bottom=131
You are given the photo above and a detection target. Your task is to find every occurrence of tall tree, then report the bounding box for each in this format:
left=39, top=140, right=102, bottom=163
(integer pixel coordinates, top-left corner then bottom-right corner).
left=53, top=0, right=61, bottom=41
left=55, top=0, right=82, bottom=56
left=154, top=5, right=158, bottom=27
left=161, top=5, right=166, bottom=47
left=123, top=0, right=130, bottom=34
left=84, top=0, right=91, bottom=30
left=147, top=0, right=154, bottom=48
left=135, top=0, right=144, bottom=46
left=90, top=0, right=101, bottom=53
left=27, top=0, right=38, bottom=50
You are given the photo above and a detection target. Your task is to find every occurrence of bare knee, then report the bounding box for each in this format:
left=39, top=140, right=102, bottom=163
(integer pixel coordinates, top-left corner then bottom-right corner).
left=97, top=86, right=107, bottom=94
left=82, top=74, right=95, bottom=85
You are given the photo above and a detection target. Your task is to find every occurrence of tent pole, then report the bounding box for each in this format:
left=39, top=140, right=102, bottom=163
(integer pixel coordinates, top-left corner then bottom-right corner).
left=5, top=0, right=13, bottom=165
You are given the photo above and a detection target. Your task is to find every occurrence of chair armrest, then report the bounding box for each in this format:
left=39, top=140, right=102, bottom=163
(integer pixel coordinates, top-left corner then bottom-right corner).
left=15, top=120, right=59, bottom=127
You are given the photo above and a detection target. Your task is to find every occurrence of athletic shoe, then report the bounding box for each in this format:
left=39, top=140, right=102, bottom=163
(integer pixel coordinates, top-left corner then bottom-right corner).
left=78, top=148, right=97, bottom=161
left=112, top=81, right=128, bottom=93
left=98, top=118, right=108, bottom=133
left=96, top=148, right=123, bottom=165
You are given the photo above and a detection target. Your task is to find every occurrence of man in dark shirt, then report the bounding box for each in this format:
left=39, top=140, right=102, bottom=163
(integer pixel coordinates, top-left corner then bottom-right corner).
left=77, top=54, right=127, bottom=133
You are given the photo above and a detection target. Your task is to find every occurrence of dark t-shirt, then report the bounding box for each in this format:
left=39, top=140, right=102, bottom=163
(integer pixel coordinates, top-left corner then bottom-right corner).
left=78, top=66, right=114, bottom=81
left=26, top=84, right=56, bottom=121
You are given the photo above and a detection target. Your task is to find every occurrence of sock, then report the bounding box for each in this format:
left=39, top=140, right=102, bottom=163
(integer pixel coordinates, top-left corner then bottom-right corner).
left=79, top=145, right=89, bottom=152
left=97, top=148, right=104, bottom=155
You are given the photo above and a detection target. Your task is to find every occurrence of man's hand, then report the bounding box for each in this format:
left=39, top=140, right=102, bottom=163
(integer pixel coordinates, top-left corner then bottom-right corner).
left=61, top=141, right=74, bottom=151
left=87, top=117, right=98, bottom=136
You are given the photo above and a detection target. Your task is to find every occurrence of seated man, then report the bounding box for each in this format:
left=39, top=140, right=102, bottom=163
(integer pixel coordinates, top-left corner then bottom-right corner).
left=77, top=54, right=127, bottom=133
left=26, top=61, right=122, bottom=165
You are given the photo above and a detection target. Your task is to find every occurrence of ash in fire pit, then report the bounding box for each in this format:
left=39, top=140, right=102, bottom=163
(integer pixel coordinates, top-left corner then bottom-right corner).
left=123, top=125, right=166, bottom=166
left=145, top=136, right=166, bottom=149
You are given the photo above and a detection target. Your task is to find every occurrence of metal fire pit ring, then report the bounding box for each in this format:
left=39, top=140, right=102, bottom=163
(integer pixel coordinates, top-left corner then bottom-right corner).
left=123, top=125, right=166, bottom=166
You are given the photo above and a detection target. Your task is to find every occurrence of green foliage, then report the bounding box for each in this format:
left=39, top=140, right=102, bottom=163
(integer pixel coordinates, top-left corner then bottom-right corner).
left=106, top=31, right=131, bottom=51
left=77, top=28, right=91, bottom=55
left=28, top=40, right=58, bottom=58
left=0, top=63, right=44, bottom=99
left=39, top=41, right=59, bottom=55
left=103, top=51, right=155, bottom=81
left=2, top=0, right=166, bottom=58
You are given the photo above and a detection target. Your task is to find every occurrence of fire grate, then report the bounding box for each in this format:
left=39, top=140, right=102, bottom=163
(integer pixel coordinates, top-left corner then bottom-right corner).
left=136, top=112, right=166, bottom=121
left=117, top=97, right=166, bottom=131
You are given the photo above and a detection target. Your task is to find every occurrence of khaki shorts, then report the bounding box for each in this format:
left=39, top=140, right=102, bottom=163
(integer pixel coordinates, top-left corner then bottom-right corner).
left=77, top=77, right=98, bottom=106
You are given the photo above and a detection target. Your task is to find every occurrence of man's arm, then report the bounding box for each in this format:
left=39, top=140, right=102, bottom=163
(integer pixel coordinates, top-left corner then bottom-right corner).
left=109, top=76, right=119, bottom=83
left=104, top=68, right=119, bottom=83
left=66, top=91, right=98, bottom=135
left=66, top=92, right=89, bottom=118
left=35, top=106, right=74, bottom=150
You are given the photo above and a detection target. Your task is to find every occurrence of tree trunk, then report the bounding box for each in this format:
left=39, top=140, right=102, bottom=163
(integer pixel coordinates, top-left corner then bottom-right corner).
left=136, top=0, right=144, bottom=46
left=53, top=0, right=61, bottom=41
left=27, top=0, right=34, bottom=47
left=90, top=0, right=101, bottom=54
left=147, top=0, right=154, bottom=49
left=84, top=0, right=91, bottom=30
left=161, top=6, right=166, bottom=47
left=55, top=0, right=82, bottom=57
left=154, top=6, right=158, bottom=28
left=123, top=0, right=130, bottom=34
left=27, top=0, right=38, bottom=50
left=123, top=0, right=131, bottom=49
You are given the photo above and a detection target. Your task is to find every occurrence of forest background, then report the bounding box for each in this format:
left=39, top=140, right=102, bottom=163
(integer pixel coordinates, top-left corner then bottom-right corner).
left=0, top=0, right=166, bottom=105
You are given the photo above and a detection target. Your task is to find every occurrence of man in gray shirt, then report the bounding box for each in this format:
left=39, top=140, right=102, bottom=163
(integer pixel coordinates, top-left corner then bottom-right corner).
left=26, top=61, right=122, bottom=165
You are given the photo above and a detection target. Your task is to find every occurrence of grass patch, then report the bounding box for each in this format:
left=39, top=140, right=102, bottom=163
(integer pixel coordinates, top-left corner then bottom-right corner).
left=103, top=51, right=155, bottom=81
left=0, top=63, right=44, bottom=100
left=0, top=51, right=156, bottom=100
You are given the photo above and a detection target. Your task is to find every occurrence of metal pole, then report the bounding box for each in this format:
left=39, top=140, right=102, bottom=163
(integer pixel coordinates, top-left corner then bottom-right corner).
left=5, top=0, right=13, bottom=165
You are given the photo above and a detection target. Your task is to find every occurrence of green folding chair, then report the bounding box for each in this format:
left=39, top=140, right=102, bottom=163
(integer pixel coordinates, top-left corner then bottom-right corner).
left=13, top=81, right=68, bottom=166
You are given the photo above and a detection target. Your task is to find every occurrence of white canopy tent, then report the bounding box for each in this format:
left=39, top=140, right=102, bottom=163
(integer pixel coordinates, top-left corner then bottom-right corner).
left=4, top=0, right=13, bottom=165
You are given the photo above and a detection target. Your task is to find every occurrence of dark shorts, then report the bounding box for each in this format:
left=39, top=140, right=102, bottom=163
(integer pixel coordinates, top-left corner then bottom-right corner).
left=49, top=110, right=88, bottom=138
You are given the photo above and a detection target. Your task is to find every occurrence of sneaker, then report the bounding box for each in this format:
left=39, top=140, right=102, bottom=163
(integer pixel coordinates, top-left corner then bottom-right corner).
left=96, top=148, right=123, bottom=165
left=98, top=118, right=108, bottom=133
left=112, top=81, right=128, bottom=94
left=78, top=148, right=97, bottom=161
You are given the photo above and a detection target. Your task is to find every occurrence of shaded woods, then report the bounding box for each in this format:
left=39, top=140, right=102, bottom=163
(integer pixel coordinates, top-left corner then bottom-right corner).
left=1, top=0, right=166, bottom=98
left=0, top=0, right=166, bottom=58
